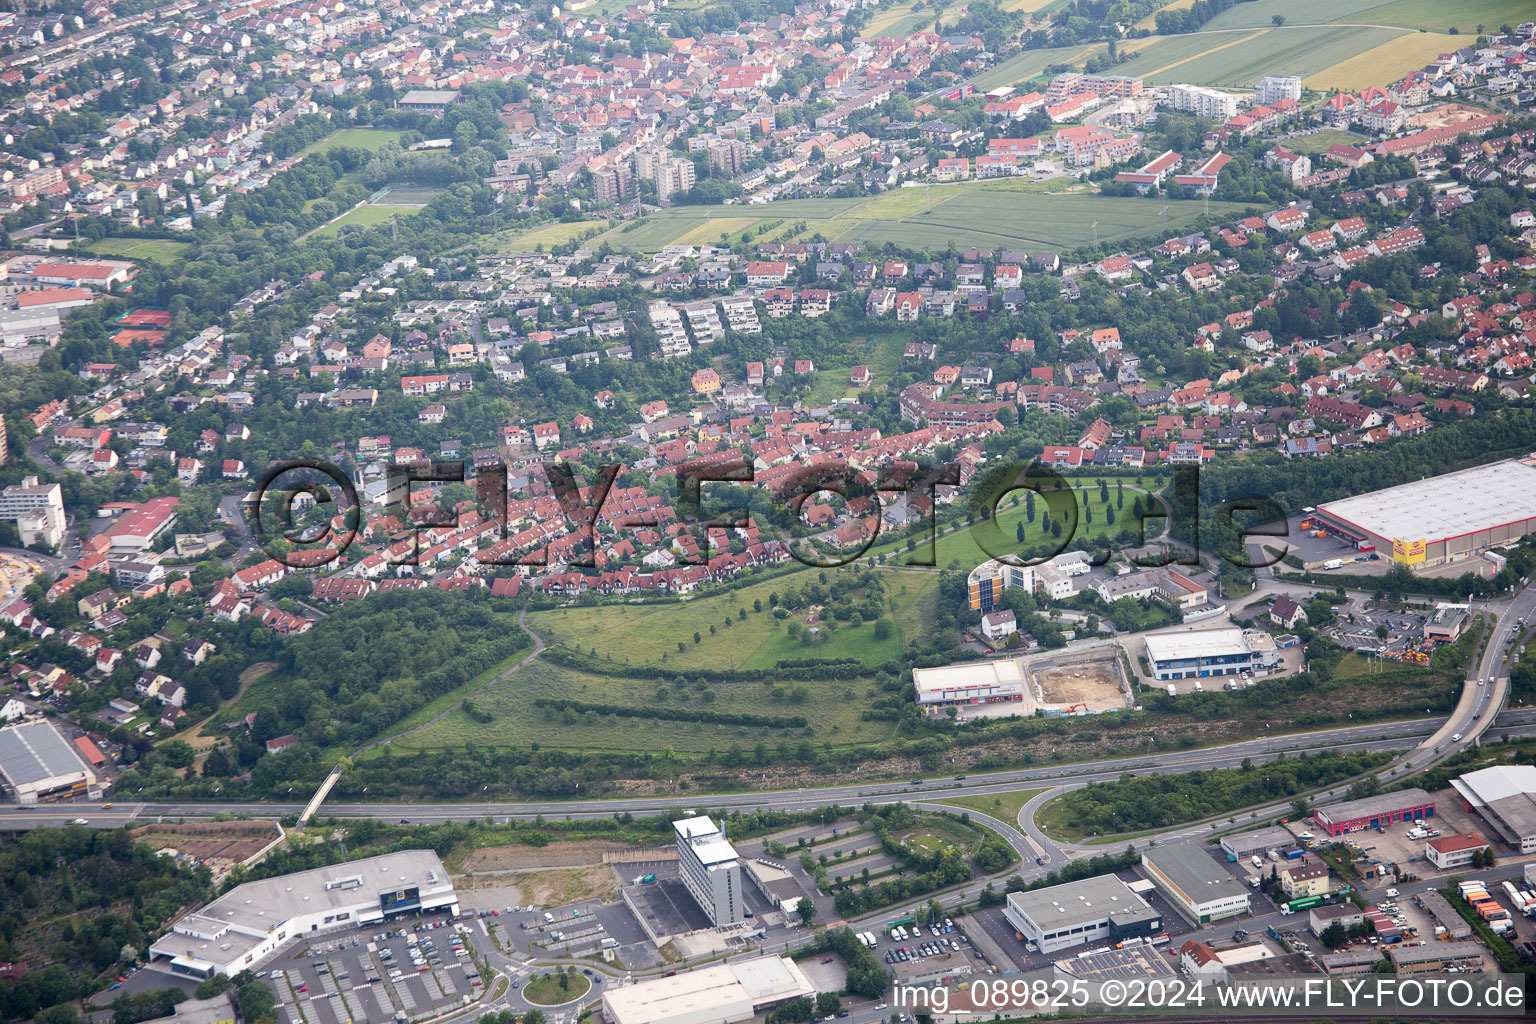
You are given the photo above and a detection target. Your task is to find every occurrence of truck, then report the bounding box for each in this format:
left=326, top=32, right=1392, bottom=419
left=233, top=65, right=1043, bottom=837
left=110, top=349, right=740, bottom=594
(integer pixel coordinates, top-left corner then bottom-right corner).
left=1166, top=685, right=1177, bottom=697
left=600, top=938, right=619, bottom=949
left=1323, top=558, right=1344, bottom=570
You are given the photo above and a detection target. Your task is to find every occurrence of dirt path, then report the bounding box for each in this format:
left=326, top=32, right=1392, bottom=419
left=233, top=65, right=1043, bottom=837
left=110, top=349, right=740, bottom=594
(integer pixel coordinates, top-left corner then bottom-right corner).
left=183, top=660, right=277, bottom=752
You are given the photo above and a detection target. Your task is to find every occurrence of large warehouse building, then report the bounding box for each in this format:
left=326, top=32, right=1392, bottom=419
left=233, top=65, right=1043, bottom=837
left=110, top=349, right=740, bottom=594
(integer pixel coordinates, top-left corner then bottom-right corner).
left=1312, top=789, right=1435, bottom=837
left=1003, top=874, right=1162, bottom=955
left=1142, top=628, right=1279, bottom=682
left=148, top=850, right=457, bottom=978
left=1450, top=764, right=1536, bottom=853
left=912, top=659, right=1025, bottom=711
left=0, top=720, right=100, bottom=804
left=1140, top=848, right=1249, bottom=924
left=602, top=956, right=814, bottom=1024
left=1311, top=459, right=1536, bottom=568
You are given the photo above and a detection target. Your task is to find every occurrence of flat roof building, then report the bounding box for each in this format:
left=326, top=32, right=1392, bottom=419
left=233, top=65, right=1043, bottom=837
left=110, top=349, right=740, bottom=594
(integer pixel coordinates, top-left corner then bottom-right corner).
left=148, top=850, right=456, bottom=979
left=1413, top=890, right=1471, bottom=939
left=1140, top=848, right=1249, bottom=924
left=601, top=956, right=814, bottom=1024
left=1450, top=764, right=1536, bottom=853
left=1387, top=940, right=1484, bottom=974
left=1052, top=945, right=1177, bottom=983
left=890, top=950, right=972, bottom=988
left=912, top=658, right=1025, bottom=711
left=0, top=720, right=99, bottom=804
left=1003, top=875, right=1161, bottom=955
left=1320, top=948, right=1381, bottom=975
left=1219, top=825, right=1298, bottom=863
left=674, top=816, right=743, bottom=926
left=1313, top=459, right=1536, bottom=567
left=1142, top=627, right=1278, bottom=682
left=1312, top=789, right=1434, bottom=837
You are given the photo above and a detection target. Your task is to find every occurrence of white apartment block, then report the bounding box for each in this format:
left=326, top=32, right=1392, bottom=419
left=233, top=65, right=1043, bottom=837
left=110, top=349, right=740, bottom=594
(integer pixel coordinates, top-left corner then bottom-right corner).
left=1254, top=75, right=1302, bottom=105
left=1168, top=84, right=1239, bottom=120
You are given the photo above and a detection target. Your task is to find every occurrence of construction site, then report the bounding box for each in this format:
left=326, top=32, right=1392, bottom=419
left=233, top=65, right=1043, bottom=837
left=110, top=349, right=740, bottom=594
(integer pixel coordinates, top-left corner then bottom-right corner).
left=1021, top=643, right=1134, bottom=717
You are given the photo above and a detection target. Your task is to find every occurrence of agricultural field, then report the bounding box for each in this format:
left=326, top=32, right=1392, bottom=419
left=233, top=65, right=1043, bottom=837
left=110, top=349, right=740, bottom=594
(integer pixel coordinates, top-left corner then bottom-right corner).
left=1198, top=0, right=1397, bottom=30
left=1111, top=25, right=1405, bottom=86
left=298, top=127, right=409, bottom=157
left=501, top=219, right=608, bottom=252
left=310, top=203, right=421, bottom=238
left=1337, top=0, right=1534, bottom=32
left=81, top=237, right=193, bottom=263
left=588, top=188, right=1250, bottom=254
left=1305, top=31, right=1459, bottom=91
left=968, top=44, right=1099, bottom=92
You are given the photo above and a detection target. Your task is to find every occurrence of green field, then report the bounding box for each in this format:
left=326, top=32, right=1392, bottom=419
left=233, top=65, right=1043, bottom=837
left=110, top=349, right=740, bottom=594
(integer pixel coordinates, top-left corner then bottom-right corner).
left=1111, top=25, right=1406, bottom=86
left=1199, top=0, right=1395, bottom=29
left=969, top=45, right=1101, bottom=92
left=1344, top=0, right=1533, bottom=32
left=526, top=570, right=924, bottom=672
left=585, top=188, right=1250, bottom=254
left=381, top=655, right=897, bottom=755
left=938, top=788, right=1046, bottom=821
left=1282, top=129, right=1372, bottom=155
left=311, top=203, right=421, bottom=238
left=81, top=237, right=193, bottom=263
left=298, top=128, right=409, bottom=157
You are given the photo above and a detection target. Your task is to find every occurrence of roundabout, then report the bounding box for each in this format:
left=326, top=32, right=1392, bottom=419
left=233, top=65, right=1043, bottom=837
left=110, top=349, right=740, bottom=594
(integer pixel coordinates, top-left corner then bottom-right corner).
left=521, top=970, right=592, bottom=1006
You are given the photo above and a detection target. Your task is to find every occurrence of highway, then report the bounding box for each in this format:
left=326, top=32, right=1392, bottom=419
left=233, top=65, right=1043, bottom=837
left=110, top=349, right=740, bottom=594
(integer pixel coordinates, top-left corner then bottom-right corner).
left=21, top=709, right=1536, bottom=844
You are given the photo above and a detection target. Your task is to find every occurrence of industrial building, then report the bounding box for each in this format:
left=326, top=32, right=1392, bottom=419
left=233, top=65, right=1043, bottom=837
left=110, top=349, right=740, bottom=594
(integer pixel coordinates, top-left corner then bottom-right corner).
left=0, top=720, right=100, bottom=804
left=1139, top=848, right=1249, bottom=924
left=1219, top=825, right=1298, bottom=863
left=911, top=659, right=1025, bottom=711
left=1311, top=459, right=1536, bottom=568
left=1142, top=627, right=1279, bottom=682
left=1312, top=789, right=1434, bottom=836
left=1320, top=949, right=1382, bottom=975
left=1413, top=890, right=1471, bottom=939
left=1003, top=874, right=1162, bottom=955
left=148, top=850, right=457, bottom=978
left=674, top=816, right=744, bottom=926
left=889, top=950, right=972, bottom=988
left=1052, top=945, right=1177, bottom=983
left=1450, top=764, right=1536, bottom=852
left=601, top=956, right=814, bottom=1024
left=742, top=859, right=808, bottom=915
left=1387, top=941, right=1485, bottom=974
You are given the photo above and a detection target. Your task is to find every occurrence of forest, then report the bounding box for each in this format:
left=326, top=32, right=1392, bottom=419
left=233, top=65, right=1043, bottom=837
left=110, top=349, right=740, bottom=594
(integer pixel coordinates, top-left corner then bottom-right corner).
left=0, top=828, right=211, bottom=1022
left=1042, top=749, right=1392, bottom=836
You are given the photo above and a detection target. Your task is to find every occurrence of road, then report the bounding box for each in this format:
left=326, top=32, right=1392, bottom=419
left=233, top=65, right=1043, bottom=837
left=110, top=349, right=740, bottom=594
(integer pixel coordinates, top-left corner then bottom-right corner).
left=29, top=710, right=1536, bottom=841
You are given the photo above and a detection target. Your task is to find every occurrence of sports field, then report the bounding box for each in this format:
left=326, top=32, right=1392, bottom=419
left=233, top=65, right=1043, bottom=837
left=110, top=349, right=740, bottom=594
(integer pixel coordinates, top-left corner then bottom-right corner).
left=298, top=128, right=409, bottom=157
left=82, top=237, right=193, bottom=263
left=574, top=187, right=1249, bottom=254
left=311, top=203, right=420, bottom=238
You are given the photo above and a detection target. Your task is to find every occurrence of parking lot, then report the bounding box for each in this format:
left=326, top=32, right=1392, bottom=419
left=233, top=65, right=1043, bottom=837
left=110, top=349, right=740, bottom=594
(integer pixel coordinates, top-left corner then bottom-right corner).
left=264, top=914, right=482, bottom=1024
